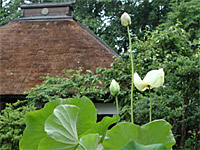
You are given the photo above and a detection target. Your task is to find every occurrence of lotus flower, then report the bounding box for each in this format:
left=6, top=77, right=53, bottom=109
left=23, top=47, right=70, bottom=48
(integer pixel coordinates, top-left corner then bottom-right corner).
left=134, top=68, right=164, bottom=91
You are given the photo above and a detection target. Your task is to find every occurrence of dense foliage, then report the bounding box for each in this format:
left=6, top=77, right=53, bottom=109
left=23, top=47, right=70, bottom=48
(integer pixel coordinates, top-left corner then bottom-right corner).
left=25, top=69, right=108, bottom=106
left=0, top=100, right=36, bottom=150
left=74, top=0, right=172, bottom=53
left=160, top=0, right=200, bottom=40
left=0, top=0, right=24, bottom=26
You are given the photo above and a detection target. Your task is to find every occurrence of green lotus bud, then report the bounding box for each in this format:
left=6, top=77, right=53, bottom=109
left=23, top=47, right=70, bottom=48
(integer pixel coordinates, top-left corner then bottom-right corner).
left=110, top=79, right=120, bottom=96
left=134, top=68, right=164, bottom=91
left=121, top=12, right=131, bottom=26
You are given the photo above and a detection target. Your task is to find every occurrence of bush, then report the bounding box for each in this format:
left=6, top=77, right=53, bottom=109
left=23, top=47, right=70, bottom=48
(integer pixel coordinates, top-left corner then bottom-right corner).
left=25, top=68, right=109, bottom=106
left=0, top=100, right=36, bottom=150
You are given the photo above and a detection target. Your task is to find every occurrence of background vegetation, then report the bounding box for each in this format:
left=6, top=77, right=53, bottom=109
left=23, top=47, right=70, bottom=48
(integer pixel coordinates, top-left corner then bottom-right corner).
left=0, top=101, right=36, bottom=150
left=0, top=0, right=199, bottom=150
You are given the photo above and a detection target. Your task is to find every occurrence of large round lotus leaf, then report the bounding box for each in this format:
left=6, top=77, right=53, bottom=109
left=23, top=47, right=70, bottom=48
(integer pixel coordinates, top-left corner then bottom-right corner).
left=78, top=133, right=100, bottom=150
left=121, top=140, right=167, bottom=150
left=38, top=104, right=79, bottom=149
left=65, top=97, right=97, bottom=136
left=103, top=119, right=176, bottom=150
left=19, top=99, right=65, bottom=150
left=82, top=116, right=118, bottom=143
left=19, top=97, right=97, bottom=149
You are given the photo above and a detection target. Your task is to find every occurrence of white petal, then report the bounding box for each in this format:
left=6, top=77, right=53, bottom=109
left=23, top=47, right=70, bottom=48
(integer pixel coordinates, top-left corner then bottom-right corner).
left=134, top=73, right=148, bottom=91
left=143, top=68, right=164, bottom=88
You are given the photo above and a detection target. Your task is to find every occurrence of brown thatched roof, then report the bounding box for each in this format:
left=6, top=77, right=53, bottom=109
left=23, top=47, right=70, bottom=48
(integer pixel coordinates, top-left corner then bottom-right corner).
left=0, top=19, right=117, bottom=95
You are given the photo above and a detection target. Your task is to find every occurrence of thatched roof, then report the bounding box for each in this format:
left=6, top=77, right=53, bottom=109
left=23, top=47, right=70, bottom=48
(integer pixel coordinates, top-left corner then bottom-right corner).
left=0, top=17, right=116, bottom=95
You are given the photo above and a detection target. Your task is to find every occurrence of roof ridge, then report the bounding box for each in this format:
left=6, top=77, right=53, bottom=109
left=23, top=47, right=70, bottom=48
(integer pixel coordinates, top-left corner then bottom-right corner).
left=20, top=1, right=75, bottom=8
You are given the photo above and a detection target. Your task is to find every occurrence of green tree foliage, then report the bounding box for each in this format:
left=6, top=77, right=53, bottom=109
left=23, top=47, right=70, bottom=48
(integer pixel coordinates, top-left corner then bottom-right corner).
left=74, top=0, right=171, bottom=53
left=131, top=24, right=200, bottom=149
left=160, top=0, right=200, bottom=40
left=0, top=0, right=24, bottom=26
left=0, top=100, right=36, bottom=150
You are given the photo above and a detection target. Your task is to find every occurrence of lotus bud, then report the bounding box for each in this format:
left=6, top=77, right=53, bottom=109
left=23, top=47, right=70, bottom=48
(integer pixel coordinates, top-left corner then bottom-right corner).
left=110, top=79, right=120, bottom=96
left=121, top=12, right=131, bottom=26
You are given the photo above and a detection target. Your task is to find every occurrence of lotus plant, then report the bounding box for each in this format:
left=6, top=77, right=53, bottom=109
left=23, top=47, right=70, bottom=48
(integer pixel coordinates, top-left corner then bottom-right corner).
left=134, top=68, right=165, bottom=122
left=121, top=12, right=165, bottom=123
left=121, top=12, right=135, bottom=124
left=109, top=79, right=120, bottom=120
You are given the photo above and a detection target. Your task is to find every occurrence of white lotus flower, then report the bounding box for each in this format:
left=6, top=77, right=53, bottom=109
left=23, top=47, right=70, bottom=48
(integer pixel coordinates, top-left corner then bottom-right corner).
left=134, top=68, right=164, bottom=91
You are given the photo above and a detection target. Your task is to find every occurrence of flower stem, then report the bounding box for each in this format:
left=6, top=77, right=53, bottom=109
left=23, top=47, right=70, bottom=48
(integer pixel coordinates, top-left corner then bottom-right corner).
left=149, top=89, right=152, bottom=122
left=127, top=26, right=134, bottom=124
left=115, top=96, right=119, bottom=122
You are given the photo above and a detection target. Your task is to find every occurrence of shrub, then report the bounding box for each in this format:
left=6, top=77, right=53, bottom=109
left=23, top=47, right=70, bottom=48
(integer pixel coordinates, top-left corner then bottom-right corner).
left=25, top=68, right=108, bottom=106
left=0, top=100, right=36, bottom=150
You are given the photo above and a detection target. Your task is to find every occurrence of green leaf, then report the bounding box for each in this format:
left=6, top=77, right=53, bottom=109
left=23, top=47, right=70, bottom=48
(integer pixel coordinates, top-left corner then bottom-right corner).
left=38, top=136, right=77, bottom=150
left=78, top=133, right=100, bottom=150
left=103, top=119, right=176, bottom=150
left=19, top=99, right=64, bottom=150
left=20, top=97, right=97, bottom=149
left=82, top=116, right=118, bottom=143
left=38, top=104, right=79, bottom=149
left=121, top=140, right=167, bottom=150
left=76, top=145, right=84, bottom=150
left=65, top=97, right=97, bottom=136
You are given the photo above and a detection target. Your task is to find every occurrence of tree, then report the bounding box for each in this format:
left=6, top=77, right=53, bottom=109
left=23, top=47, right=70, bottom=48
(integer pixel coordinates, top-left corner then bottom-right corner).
left=74, top=0, right=171, bottom=54
left=0, top=0, right=24, bottom=26
left=160, top=0, right=200, bottom=40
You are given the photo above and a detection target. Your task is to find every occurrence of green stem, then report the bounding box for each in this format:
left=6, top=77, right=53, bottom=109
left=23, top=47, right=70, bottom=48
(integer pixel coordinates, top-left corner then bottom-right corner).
left=149, top=89, right=152, bottom=122
left=115, top=96, right=119, bottom=122
left=127, top=26, right=134, bottom=124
